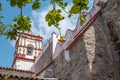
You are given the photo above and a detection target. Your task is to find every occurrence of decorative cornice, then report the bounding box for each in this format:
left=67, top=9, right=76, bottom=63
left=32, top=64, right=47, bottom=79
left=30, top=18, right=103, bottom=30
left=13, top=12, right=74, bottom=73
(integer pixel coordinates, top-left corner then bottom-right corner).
left=15, top=45, right=42, bottom=50
left=20, top=32, right=43, bottom=39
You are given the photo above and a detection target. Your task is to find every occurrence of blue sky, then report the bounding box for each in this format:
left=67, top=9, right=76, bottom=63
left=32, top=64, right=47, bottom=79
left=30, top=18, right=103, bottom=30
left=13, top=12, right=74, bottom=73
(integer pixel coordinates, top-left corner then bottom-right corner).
left=0, top=0, right=93, bottom=67
left=0, top=0, right=51, bottom=67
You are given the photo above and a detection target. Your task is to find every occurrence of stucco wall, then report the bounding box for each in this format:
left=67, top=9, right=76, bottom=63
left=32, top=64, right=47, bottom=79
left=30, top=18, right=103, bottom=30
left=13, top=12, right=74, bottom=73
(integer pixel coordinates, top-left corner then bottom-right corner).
left=14, top=59, right=34, bottom=72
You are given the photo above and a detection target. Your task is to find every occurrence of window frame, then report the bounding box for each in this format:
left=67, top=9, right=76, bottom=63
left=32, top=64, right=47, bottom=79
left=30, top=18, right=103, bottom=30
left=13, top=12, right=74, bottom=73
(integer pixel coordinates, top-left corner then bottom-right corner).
left=27, top=44, right=34, bottom=55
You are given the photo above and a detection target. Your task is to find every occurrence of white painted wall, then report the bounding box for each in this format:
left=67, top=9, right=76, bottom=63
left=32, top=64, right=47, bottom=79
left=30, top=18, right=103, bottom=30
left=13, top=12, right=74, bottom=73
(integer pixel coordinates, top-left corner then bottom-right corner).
left=25, top=55, right=34, bottom=59
left=52, top=33, right=59, bottom=54
left=64, top=51, right=71, bottom=62
left=18, top=37, right=42, bottom=56
left=14, top=59, right=34, bottom=72
left=31, top=64, right=35, bottom=72
left=26, top=39, right=35, bottom=48
left=13, top=32, right=43, bottom=72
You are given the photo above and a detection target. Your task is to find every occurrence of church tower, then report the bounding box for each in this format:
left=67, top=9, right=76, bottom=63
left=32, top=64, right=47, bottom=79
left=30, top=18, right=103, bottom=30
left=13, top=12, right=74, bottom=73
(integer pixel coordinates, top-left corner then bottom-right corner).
left=12, top=31, right=43, bottom=72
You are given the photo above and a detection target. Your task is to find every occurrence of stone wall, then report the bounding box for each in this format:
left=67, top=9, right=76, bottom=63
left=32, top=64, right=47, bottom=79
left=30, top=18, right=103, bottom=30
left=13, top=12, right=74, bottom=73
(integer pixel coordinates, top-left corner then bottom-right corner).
left=35, top=41, right=53, bottom=77
left=53, top=24, right=116, bottom=80
left=101, top=0, right=120, bottom=77
left=43, top=62, right=55, bottom=78
left=52, top=0, right=120, bottom=80
left=35, top=0, right=120, bottom=79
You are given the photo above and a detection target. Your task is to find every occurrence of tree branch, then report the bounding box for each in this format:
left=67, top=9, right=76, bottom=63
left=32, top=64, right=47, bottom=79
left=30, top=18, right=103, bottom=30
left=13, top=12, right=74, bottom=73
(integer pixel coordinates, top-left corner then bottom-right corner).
left=20, top=7, right=22, bottom=16
left=53, top=0, right=68, bottom=14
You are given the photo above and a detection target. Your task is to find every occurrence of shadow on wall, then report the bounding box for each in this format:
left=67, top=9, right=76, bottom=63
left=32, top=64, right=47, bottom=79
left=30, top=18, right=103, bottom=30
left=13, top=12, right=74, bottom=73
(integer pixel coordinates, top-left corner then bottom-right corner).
left=56, top=33, right=90, bottom=80
left=107, top=21, right=120, bottom=77
left=40, top=21, right=118, bottom=80
left=90, top=20, right=116, bottom=80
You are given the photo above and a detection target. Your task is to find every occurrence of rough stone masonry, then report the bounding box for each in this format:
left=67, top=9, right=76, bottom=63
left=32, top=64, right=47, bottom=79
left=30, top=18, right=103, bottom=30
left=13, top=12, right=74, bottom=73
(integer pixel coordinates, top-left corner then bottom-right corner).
left=36, top=0, right=120, bottom=80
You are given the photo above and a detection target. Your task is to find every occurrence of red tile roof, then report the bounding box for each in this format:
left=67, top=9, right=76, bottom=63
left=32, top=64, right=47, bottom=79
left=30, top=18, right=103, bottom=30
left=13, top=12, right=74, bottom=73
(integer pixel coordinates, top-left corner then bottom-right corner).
left=0, top=74, right=41, bottom=80
left=0, top=67, right=34, bottom=73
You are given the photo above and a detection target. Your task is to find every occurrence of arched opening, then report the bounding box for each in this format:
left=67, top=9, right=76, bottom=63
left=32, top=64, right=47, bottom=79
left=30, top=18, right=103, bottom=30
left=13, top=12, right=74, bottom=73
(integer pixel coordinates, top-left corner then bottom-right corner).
left=27, top=44, right=34, bottom=55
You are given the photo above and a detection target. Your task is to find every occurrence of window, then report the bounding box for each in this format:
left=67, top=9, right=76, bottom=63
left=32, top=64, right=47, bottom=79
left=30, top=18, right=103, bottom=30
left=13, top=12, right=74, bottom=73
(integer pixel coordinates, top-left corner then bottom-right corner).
left=27, top=44, right=34, bottom=55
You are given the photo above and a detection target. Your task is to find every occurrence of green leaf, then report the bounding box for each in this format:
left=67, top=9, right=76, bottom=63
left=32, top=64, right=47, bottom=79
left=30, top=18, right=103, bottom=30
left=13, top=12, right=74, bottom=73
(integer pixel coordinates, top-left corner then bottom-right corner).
left=48, top=20, right=52, bottom=26
left=10, top=0, right=16, bottom=7
left=68, top=14, right=72, bottom=18
left=0, top=16, right=4, bottom=19
left=73, top=0, right=80, bottom=5
left=17, top=0, right=23, bottom=8
left=26, top=0, right=32, bottom=4
left=32, top=0, right=41, bottom=10
left=12, top=15, right=31, bottom=32
left=45, top=9, right=64, bottom=28
left=56, top=9, right=61, bottom=13
left=64, top=2, right=68, bottom=7
left=70, top=5, right=81, bottom=14
left=49, top=0, right=53, bottom=5
left=0, top=3, right=3, bottom=10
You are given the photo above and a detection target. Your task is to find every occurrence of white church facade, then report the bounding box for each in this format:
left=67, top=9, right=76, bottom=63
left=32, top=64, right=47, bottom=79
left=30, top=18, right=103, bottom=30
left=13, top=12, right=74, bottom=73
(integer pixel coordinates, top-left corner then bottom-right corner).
left=12, top=32, right=43, bottom=72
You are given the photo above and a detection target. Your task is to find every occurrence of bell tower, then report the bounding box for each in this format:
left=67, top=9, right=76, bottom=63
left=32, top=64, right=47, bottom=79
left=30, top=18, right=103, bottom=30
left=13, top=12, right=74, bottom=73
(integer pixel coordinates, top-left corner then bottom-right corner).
left=12, top=31, right=43, bottom=72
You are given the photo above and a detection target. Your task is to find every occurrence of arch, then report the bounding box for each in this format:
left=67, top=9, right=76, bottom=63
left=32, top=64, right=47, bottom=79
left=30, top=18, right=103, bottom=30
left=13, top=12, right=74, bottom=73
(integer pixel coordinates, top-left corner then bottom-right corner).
left=27, top=44, right=34, bottom=55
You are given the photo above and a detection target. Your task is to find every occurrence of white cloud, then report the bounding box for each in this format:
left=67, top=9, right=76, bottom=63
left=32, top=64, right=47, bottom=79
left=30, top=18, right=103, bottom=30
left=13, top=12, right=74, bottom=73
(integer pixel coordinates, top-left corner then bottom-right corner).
left=9, top=0, right=94, bottom=47
left=31, top=3, right=78, bottom=43
left=88, top=0, right=94, bottom=11
left=9, top=40, right=16, bottom=48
